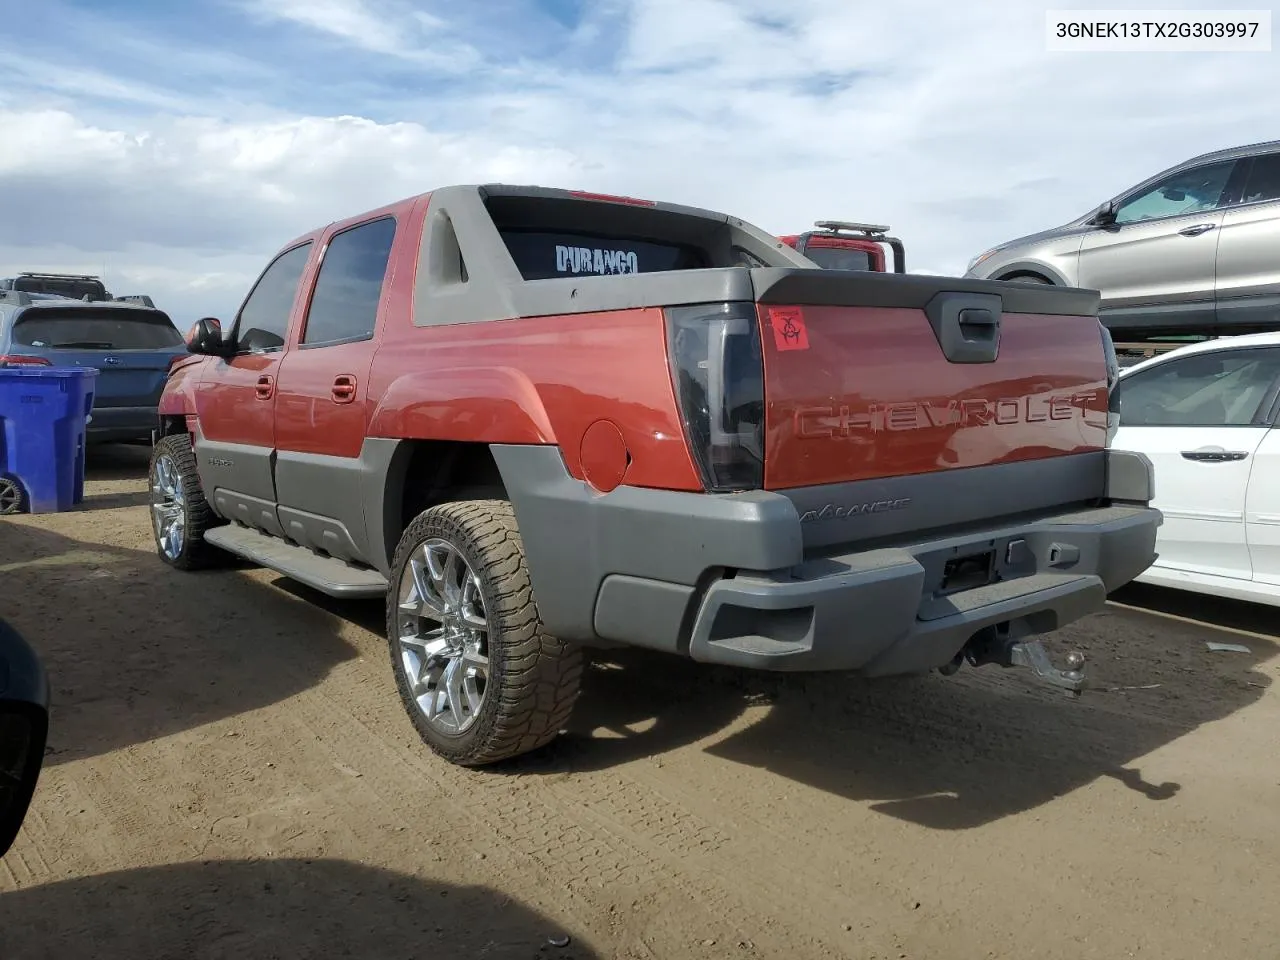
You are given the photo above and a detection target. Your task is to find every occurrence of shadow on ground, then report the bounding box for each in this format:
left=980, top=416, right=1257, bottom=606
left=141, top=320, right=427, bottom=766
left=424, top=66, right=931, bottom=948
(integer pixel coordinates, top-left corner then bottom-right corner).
left=0, top=523, right=358, bottom=766
left=0, top=858, right=596, bottom=960
left=512, top=593, right=1276, bottom=831
left=83, top=442, right=151, bottom=482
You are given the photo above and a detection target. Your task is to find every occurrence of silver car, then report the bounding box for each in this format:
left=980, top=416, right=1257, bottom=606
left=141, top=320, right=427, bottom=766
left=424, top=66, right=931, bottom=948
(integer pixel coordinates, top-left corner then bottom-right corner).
left=964, top=140, right=1280, bottom=339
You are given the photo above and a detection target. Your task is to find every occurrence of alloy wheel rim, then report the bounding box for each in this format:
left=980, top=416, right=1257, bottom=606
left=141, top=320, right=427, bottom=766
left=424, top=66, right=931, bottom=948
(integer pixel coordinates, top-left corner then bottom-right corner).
left=150, top=454, right=187, bottom=560
left=396, top=537, right=490, bottom=735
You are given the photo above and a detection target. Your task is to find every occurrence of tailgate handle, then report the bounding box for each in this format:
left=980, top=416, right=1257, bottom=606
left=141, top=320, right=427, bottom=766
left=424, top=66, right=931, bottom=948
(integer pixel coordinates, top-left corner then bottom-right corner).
left=925, top=292, right=1003, bottom=364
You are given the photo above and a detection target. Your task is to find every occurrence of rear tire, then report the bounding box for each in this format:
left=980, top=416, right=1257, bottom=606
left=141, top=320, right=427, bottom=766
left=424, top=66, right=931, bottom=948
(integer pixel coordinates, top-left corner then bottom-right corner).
left=387, top=499, right=584, bottom=767
left=1002, top=273, right=1051, bottom=284
left=148, top=434, right=225, bottom=570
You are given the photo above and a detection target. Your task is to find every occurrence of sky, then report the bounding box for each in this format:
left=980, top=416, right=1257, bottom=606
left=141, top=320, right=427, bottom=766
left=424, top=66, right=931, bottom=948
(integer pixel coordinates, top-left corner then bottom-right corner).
left=0, top=0, right=1277, bottom=325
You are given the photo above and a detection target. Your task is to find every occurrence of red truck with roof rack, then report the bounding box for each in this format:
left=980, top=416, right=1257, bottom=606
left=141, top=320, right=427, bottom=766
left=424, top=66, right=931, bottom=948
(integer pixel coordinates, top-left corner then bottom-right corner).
left=779, top=221, right=905, bottom=273
left=149, top=184, right=1161, bottom=767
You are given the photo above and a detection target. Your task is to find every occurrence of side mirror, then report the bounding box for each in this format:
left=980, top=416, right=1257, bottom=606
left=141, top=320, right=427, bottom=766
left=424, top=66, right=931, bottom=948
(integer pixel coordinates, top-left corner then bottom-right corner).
left=1092, top=201, right=1118, bottom=226
left=1161, top=187, right=1186, bottom=202
left=0, top=619, right=49, bottom=859
left=185, top=317, right=232, bottom=357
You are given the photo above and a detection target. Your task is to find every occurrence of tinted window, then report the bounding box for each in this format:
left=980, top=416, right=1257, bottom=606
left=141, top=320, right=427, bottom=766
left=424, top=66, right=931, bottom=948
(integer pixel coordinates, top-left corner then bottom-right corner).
left=302, top=217, right=397, bottom=345
left=236, top=243, right=312, bottom=353
left=1114, top=160, right=1236, bottom=224
left=1241, top=152, right=1280, bottom=205
left=12, top=308, right=182, bottom=349
left=12, top=276, right=108, bottom=300
left=500, top=230, right=708, bottom=281
left=806, top=246, right=874, bottom=271
left=1117, top=347, right=1280, bottom=426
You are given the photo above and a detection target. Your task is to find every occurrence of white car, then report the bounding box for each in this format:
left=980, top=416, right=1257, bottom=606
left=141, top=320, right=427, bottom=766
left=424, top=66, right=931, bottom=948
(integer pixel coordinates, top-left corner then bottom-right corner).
left=1112, top=331, right=1280, bottom=606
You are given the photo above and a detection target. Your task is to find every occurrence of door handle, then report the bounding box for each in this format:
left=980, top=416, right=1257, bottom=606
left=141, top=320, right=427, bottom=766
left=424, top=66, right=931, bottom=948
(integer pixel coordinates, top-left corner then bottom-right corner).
left=1178, top=223, right=1216, bottom=237
left=331, top=374, right=357, bottom=404
left=1181, top=446, right=1248, bottom=462
left=255, top=374, right=274, bottom=400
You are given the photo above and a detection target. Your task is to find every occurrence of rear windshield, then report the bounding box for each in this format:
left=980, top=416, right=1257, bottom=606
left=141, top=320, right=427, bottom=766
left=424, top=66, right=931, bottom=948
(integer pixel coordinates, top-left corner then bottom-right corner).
left=805, top=246, right=874, bottom=271
left=13, top=308, right=182, bottom=349
left=12, top=276, right=109, bottom=300
left=484, top=193, right=726, bottom=282
left=499, top=229, right=708, bottom=281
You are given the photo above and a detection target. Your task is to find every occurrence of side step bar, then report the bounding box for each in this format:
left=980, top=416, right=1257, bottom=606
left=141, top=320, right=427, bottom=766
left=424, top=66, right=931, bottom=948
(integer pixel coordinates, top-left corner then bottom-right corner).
left=203, top=525, right=389, bottom=599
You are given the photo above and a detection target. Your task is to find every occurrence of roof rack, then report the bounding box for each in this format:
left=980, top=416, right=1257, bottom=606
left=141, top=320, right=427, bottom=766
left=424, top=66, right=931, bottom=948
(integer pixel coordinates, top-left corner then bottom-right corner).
left=113, top=295, right=156, bottom=308
left=811, top=220, right=892, bottom=237
left=16, top=271, right=106, bottom=282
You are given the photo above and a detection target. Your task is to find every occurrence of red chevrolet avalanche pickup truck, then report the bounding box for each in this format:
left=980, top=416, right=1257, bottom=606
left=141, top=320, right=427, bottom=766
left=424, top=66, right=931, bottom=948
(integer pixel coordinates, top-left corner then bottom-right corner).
left=150, top=185, right=1160, bottom=767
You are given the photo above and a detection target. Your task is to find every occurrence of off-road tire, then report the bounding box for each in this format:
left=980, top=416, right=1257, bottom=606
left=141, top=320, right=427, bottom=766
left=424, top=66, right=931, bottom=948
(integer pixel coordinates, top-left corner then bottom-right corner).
left=148, top=433, right=225, bottom=571
left=387, top=499, right=584, bottom=767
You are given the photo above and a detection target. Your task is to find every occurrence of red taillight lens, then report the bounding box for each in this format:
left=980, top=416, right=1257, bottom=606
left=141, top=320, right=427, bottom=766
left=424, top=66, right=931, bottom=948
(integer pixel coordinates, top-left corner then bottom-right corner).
left=0, top=355, right=52, bottom=368
left=664, top=302, right=765, bottom=492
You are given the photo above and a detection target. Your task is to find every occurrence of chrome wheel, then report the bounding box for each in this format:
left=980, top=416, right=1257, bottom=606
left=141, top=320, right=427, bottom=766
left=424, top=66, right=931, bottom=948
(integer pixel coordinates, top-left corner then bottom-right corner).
left=396, top=538, right=490, bottom=736
left=150, top=453, right=187, bottom=560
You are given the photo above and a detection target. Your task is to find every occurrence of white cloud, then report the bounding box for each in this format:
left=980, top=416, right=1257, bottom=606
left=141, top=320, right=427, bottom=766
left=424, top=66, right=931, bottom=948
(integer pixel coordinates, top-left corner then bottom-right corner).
left=2, top=0, right=1277, bottom=323
left=237, top=0, right=481, bottom=68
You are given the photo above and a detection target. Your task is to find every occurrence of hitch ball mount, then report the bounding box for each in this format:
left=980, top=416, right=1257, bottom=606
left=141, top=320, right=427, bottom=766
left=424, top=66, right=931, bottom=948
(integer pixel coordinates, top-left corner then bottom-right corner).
left=938, top=625, right=1088, bottom=697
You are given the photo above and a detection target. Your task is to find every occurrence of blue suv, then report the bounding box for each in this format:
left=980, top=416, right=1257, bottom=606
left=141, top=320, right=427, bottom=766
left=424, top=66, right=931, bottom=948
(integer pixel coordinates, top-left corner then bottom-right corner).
left=0, top=291, right=187, bottom=444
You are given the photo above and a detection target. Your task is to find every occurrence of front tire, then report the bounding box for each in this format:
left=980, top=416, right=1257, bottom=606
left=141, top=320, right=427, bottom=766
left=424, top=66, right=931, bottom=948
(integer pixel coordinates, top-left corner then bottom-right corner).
left=148, top=434, right=224, bottom=570
left=387, top=499, right=584, bottom=767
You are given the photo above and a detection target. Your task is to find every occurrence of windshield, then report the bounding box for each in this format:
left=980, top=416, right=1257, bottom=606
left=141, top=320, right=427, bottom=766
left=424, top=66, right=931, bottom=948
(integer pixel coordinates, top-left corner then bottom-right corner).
left=805, top=246, right=874, bottom=271
left=12, top=308, right=182, bottom=349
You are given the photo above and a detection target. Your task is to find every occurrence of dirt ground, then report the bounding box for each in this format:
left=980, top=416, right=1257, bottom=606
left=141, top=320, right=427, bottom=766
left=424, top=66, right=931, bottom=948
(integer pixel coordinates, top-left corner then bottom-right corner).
left=2, top=444, right=1279, bottom=959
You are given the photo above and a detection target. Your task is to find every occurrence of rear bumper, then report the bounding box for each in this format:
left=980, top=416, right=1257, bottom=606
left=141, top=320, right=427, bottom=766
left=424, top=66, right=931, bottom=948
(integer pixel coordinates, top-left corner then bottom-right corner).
left=492, top=445, right=1161, bottom=675
left=85, top=404, right=157, bottom=442
left=682, top=504, right=1156, bottom=674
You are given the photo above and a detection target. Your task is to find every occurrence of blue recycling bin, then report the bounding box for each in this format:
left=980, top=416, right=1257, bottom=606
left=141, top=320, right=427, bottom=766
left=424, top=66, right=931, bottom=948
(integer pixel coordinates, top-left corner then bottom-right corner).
left=0, top=367, right=98, bottom=514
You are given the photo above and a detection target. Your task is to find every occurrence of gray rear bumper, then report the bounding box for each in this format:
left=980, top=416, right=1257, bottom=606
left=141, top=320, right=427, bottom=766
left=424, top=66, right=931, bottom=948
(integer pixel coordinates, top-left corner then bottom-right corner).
left=681, top=504, right=1156, bottom=673
left=86, top=404, right=157, bottom=441
left=491, top=445, right=1161, bottom=675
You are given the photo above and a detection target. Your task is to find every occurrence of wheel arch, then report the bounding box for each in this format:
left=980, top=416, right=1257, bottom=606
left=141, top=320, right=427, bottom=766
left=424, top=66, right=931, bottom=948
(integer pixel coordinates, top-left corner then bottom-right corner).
left=370, top=438, right=524, bottom=575
left=992, top=260, right=1070, bottom=286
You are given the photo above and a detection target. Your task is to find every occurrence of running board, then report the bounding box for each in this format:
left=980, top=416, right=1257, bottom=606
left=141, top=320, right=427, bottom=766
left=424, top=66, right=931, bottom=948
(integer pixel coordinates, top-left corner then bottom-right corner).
left=203, top=525, right=389, bottom=599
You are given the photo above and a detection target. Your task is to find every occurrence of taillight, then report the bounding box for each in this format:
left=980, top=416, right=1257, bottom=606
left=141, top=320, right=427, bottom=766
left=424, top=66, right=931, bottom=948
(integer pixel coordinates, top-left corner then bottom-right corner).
left=664, top=302, right=765, bottom=492
left=1099, top=322, right=1120, bottom=444
left=0, top=355, right=52, bottom=368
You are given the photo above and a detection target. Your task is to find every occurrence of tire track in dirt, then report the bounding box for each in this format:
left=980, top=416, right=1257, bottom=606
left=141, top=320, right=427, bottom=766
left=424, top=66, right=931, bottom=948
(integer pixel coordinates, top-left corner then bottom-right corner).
left=277, top=661, right=850, bottom=959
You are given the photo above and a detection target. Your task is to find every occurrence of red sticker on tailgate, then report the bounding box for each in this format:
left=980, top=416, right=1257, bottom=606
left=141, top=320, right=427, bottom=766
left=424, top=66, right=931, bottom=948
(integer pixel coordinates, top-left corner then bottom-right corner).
left=768, top=307, right=809, bottom=351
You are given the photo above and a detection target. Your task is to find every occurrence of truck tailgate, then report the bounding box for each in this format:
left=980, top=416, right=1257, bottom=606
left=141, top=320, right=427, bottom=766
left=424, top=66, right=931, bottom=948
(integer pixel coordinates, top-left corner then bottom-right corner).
left=751, top=271, right=1109, bottom=491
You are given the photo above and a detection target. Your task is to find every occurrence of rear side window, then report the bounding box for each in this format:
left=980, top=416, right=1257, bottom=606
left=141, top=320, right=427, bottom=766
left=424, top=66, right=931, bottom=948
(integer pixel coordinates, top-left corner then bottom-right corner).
left=500, top=230, right=708, bottom=281
left=12, top=308, right=182, bottom=349
left=236, top=242, right=313, bottom=353
left=1241, top=152, right=1280, bottom=205
left=1117, top=347, right=1280, bottom=426
left=302, top=217, right=397, bottom=345
left=805, top=246, right=874, bottom=271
